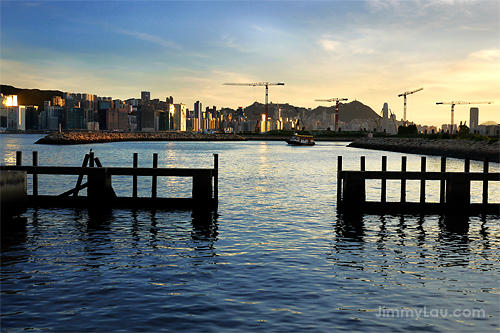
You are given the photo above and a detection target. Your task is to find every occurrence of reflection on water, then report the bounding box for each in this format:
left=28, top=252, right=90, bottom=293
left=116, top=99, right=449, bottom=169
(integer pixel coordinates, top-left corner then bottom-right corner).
left=1, top=135, right=499, bottom=332
left=335, top=213, right=364, bottom=241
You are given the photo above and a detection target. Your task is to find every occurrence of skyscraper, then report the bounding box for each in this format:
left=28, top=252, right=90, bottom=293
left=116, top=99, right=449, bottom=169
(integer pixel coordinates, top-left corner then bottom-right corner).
left=470, top=107, right=479, bottom=130
left=174, top=103, right=187, bottom=131
left=141, top=91, right=151, bottom=106
left=194, top=101, right=202, bottom=131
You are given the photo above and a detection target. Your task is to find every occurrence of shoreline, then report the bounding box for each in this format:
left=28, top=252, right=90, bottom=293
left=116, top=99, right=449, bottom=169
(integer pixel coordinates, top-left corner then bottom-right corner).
left=35, top=132, right=248, bottom=144
left=33, top=132, right=359, bottom=144
left=348, top=137, right=500, bottom=162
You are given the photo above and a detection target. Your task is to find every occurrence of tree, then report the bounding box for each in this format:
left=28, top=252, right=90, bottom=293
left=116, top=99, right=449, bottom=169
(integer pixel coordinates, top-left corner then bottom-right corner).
left=398, top=124, right=418, bottom=135
left=458, top=124, right=470, bottom=135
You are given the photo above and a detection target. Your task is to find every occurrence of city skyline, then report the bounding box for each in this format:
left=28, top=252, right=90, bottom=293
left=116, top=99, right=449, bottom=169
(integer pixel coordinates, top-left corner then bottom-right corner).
left=1, top=1, right=499, bottom=127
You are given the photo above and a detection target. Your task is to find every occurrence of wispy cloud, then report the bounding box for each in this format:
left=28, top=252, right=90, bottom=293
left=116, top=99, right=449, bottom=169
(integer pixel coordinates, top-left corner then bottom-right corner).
left=317, top=37, right=376, bottom=56
left=111, top=26, right=180, bottom=49
left=317, top=39, right=342, bottom=51
left=467, top=49, right=500, bottom=62
left=216, top=35, right=250, bottom=53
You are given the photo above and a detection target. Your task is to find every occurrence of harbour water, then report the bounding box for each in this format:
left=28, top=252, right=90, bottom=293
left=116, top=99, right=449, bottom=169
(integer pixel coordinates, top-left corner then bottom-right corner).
left=1, top=134, right=499, bottom=332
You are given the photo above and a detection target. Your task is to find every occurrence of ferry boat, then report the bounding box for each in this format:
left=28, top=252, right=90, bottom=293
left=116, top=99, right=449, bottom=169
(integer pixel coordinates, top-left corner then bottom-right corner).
left=286, top=133, right=315, bottom=146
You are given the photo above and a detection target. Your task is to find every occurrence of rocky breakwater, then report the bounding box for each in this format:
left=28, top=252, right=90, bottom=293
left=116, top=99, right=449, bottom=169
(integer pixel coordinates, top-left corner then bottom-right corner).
left=348, top=137, right=500, bottom=162
left=35, top=132, right=247, bottom=145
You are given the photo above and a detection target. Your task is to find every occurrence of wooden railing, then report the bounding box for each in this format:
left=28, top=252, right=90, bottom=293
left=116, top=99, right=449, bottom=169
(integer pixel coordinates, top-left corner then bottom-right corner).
left=1, top=151, right=219, bottom=211
left=337, top=156, right=499, bottom=215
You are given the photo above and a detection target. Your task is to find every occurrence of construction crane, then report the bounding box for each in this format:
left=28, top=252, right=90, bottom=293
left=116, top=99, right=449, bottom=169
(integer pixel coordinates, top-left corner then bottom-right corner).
left=315, top=98, right=348, bottom=131
left=223, top=82, right=285, bottom=122
left=436, top=101, right=493, bottom=134
left=398, top=87, right=423, bottom=124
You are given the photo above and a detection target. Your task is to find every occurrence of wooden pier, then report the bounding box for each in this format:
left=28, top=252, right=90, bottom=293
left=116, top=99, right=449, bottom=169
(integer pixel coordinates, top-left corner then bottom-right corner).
left=337, top=156, right=500, bottom=215
left=0, top=151, right=218, bottom=212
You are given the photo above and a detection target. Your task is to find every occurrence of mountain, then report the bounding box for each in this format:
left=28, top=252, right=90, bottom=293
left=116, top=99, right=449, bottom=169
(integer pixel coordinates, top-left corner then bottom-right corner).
left=1, top=85, right=63, bottom=108
left=253, top=100, right=380, bottom=122
left=312, top=100, right=380, bottom=122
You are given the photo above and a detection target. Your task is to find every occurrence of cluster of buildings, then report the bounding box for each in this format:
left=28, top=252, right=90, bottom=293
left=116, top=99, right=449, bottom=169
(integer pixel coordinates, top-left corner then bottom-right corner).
left=1, top=91, right=498, bottom=136
left=1, top=92, right=184, bottom=132
left=0, top=91, right=302, bottom=134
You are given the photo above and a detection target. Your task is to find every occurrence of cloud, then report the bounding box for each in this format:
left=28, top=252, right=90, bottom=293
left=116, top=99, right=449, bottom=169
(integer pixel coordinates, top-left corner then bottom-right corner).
left=316, top=36, right=376, bottom=57
left=317, top=39, right=342, bottom=51
left=111, top=27, right=180, bottom=49
left=467, top=49, right=500, bottom=62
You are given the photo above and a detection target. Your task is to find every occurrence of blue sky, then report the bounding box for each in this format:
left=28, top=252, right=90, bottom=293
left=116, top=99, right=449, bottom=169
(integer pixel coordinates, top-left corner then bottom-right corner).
left=1, top=0, right=499, bottom=126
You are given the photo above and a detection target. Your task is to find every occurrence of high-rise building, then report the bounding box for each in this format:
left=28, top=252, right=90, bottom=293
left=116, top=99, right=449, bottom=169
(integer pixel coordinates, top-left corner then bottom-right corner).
left=25, top=106, right=39, bottom=130
left=7, top=106, right=25, bottom=130
left=174, top=104, right=187, bottom=131
left=137, top=105, right=155, bottom=131
left=194, top=101, right=202, bottom=118
left=65, top=108, right=85, bottom=129
left=53, top=96, right=65, bottom=107
left=470, top=107, right=479, bottom=130
left=141, top=91, right=151, bottom=106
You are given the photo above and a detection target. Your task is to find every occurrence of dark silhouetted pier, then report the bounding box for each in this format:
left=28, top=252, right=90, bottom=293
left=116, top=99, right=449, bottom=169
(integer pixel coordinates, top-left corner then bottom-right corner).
left=1, top=151, right=218, bottom=212
left=337, top=156, right=499, bottom=215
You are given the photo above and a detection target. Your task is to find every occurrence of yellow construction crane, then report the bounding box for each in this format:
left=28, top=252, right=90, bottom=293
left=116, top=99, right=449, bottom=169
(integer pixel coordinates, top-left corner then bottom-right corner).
left=223, top=82, right=285, bottom=121
left=398, top=87, right=423, bottom=124
left=436, top=101, right=493, bottom=134
left=315, top=98, right=348, bottom=131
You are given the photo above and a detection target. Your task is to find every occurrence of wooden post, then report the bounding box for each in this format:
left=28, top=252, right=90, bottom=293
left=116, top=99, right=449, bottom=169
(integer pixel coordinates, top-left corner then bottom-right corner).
left=16, top=151, right=22, bottom=166
left=88, top=167, right=115, bottom=202
left=32, top=151, right=38, bottom=197
left=94, top=158, right=103, bottom=168
left=420, top=156, right=426, bottom=203
left=152, top=153, right=158, bottom=198
left=343, top=172, right=365, bottom=207
left=89, top=151, right=95, bottom=167
left=192, top=169, right=213, bottom=210
left=483, top=157, right=489, bottom=205
left=360, top=156, right=365, bottom=171
left=381, top=156, right=387, bottom=203
left=337, top=156, right=342, bottom=207
left=213, top=154, right=218, bottom=205
left=446, top=173, right=470, bottom=210
left=464, top=157, right=470, bottom=173
left=133, top=153, right=138, bottom=198
left=401, top=156, right=407, bottom=203
left=74, top=154, right=90, bottom=196
left=440, top=157, right=446, bottom=204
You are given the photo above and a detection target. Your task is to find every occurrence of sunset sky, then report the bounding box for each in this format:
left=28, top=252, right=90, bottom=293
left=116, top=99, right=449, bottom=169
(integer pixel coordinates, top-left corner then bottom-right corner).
left=1, top=0, right=499, bottom=126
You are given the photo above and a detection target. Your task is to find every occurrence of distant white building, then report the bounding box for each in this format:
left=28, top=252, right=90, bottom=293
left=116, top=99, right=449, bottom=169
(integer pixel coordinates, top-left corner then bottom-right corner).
left=7, top=105, right=26, bottom=131
left=441, top=124, right=457, bottom=133
left=174, top=103, right=187, bottom=131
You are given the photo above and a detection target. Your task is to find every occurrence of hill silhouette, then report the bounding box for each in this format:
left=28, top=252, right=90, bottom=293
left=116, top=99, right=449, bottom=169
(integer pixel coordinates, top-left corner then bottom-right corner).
left=1, top=85, right=63, bottom=108
left=242, top=100, right=380, bottom=122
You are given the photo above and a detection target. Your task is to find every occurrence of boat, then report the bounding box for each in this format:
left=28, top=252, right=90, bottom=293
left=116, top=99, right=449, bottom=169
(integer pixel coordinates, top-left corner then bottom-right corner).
left=286, top=133, right=315, bottom=146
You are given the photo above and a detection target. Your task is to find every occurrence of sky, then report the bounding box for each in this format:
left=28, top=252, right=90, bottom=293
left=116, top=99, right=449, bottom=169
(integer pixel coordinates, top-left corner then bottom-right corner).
left=1, top=0, right=499, bottom=127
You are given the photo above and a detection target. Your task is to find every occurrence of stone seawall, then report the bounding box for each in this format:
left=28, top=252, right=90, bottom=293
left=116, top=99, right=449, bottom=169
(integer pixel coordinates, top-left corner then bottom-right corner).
left=35, top=132, right=247, bottom=145
left=241, top=135, right=356, bottom=141
left=348, top=137, right=500, bottom=162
